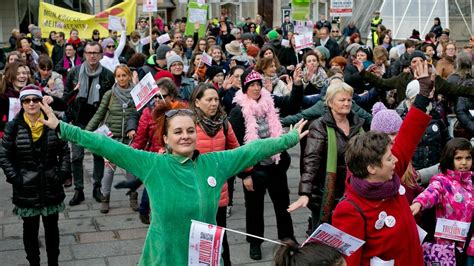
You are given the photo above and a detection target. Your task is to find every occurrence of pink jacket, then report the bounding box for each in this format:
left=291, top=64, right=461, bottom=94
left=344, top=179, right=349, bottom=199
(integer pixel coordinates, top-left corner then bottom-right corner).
left=413, top=170, right=474, bottom=254
left=195, top=122, right=240, bottom=207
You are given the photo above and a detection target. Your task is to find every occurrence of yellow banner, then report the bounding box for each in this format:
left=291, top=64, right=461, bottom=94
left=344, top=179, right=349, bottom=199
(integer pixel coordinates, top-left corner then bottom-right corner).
left=38, top=0, right=136, bottom=39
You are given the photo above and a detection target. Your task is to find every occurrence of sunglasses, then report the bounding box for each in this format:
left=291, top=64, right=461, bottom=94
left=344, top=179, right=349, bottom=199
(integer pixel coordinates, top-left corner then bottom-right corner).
left=165, top=109, right=194, bottom=118
left=21, top=97, right=41, bottom=104
left=106, top=45, right=115, bottom=49
left=332, top=30, right=339, bottom=33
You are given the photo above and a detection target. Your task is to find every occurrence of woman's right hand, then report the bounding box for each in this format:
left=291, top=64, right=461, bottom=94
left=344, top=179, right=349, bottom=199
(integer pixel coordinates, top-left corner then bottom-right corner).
left=243, top=177, right=254, bottom=192
left=287, top=195, right=309, bottom=212
left=290, top=119, right=309, bottom=140
left=353, top=59, right=364, bottom=72
left=410, top=202, right=422, bottom=215
left=38, top=101, right=59, bottom=129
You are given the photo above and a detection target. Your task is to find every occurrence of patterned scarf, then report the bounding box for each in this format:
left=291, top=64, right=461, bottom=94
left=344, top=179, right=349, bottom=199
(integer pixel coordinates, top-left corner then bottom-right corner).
left=195, top=108, right=226, bottom=137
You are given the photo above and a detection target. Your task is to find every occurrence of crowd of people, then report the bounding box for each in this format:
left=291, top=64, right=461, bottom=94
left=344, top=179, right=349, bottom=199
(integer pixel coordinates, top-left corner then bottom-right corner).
left=0, top=10, right=473, bottom=266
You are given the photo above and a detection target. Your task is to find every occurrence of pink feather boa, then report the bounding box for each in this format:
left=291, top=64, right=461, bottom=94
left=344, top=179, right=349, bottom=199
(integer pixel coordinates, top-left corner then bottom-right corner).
left=233, top=88, right=283, bottom=163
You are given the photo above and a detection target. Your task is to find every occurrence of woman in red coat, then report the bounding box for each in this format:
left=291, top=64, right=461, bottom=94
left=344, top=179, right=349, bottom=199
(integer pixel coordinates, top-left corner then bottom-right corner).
left=331, top=62, right=433, bottom=265
left=190, top=83, right=246, bottom=266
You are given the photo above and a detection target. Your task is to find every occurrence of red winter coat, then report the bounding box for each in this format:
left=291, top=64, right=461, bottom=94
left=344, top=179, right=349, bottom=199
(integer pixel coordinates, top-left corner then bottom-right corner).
left=195, top=121, right=240, bottom=207
left=332, top=106, right=431, bottom=266
left=131, top=101, right=188, bottom=152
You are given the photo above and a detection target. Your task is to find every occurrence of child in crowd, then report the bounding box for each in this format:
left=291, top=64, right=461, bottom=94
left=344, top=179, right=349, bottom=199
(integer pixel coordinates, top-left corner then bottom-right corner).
left=411, top=138, right=473, bottom=264
left=273, top=239, right=346, bottom=266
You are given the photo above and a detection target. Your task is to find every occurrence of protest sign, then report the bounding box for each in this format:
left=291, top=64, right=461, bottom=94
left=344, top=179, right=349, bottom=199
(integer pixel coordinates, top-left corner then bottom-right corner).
left=95, top=124, right=113, bottom=137
left=143, top=0, right=157, bottom=12
left=294, top=32, right=313, bottom=50
left=330, top=0, right=353, bottom=17
left=291, top=0, right=311, bottom=21
left=434, top=218, right=470, bottom=242
left=157, top=33, right=171, bottom=44
left=302, top=223, right=365, bottom=256
left=131, top=73, right=160, bottom=111
left=140, top=37, right=150, bottom=45
left=108, top=16, right=125, bottom=31
left=281, top=39, right=290, bottom=47
left=38, top=0, right=136, bottom=38
left=201, top=52, right=213, bottom=66
left=185, top=1, right=208, bottom=38
left=189, top=220, right=225, bottom=266
left=8, top=98, right=21, bottom=122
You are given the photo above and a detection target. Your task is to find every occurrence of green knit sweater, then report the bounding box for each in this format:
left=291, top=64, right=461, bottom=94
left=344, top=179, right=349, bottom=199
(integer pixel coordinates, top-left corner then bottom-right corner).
left=58, top=121, right=299, bottom=265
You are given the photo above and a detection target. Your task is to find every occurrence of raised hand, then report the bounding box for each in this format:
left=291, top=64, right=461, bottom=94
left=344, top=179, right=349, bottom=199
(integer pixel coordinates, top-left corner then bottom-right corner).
left=290, top=118, right=309, bottom=140
left=353, top=59, right=364, bottom=72
left=293, top=65, right=303, bottom=86
left=38, top=101, right=59, bottom=129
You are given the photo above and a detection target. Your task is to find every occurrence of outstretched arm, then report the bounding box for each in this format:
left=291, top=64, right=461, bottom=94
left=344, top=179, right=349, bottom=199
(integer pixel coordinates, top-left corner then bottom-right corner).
left=38, top=102, right=156, bottom=181
left=211, top=120, right=308, bottom=180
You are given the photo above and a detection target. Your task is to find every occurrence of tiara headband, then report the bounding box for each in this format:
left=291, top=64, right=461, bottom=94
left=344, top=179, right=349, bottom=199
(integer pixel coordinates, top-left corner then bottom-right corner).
left=244, top=70, right=262, bottom=86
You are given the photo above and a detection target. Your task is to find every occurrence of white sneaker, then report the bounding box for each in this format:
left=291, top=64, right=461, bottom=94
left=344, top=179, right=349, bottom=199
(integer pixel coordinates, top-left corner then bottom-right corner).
left=226, top=206, right=232, bottom=218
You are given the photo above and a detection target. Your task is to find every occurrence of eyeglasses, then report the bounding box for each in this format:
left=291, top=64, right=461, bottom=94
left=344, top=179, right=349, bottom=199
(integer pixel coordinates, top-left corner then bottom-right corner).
left=85, top=51, right=101, bottom=56
left=106, top=45, right=115, bottom=49
left=165, top=109, right=194, bottom=118
left=21, top=97, right=41, bottom=104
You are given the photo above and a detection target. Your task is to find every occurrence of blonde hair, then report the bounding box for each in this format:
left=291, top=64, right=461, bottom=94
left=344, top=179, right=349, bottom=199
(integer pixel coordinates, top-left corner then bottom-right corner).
left=324, top=81, right=354, bottom=106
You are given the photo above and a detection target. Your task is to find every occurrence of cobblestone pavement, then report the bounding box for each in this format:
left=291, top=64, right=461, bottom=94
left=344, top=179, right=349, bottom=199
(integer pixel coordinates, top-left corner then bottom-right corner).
left=0, top=146, right=310, bottom=265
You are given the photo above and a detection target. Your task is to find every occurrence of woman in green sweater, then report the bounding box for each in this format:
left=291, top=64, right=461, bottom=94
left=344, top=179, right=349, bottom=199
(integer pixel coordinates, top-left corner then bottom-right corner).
left=37, top=102, right=308, bottom=265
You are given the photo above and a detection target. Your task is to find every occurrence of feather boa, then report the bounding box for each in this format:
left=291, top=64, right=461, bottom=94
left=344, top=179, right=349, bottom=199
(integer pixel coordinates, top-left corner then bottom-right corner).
left=233, top=89, right=283, bottom=163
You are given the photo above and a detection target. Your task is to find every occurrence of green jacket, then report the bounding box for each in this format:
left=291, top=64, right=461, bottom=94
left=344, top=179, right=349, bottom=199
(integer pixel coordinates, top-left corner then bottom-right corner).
left=85, top=90, right=136, bottom=142
left=58, top=121, right=299, bottom=265
left=281, top=100, right=372, bottom=129
left=362, top=71, right=474, bottom=103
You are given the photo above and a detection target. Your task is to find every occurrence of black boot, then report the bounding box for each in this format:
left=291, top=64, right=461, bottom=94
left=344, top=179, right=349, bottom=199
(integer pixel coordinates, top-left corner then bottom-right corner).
left=92, top=185, right=104, bottom=203
left=69, top=189, right=84, bottom=206
left=249, top=243, right=262, bottom=260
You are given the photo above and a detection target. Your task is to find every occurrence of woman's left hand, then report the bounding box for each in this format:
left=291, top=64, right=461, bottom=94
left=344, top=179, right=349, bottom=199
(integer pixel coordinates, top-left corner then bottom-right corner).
left=290, top=119, right=309, bottom=140
left=43, top=95, right=54, bottom=104
left=38, top=101, right=59, bottom=129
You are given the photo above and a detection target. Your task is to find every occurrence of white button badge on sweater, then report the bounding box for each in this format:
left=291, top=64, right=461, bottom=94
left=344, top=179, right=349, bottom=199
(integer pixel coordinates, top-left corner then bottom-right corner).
left=375, top=219, right=385, bottom=230
left=96, top=84, right=101, bottom=90
left=399, top=185, right=406, bottom=195
left=385, top=216, right=396, bottom=228
left=207, top=176, right=217, bottom=187
left=378, top=211, right=387, bottom=220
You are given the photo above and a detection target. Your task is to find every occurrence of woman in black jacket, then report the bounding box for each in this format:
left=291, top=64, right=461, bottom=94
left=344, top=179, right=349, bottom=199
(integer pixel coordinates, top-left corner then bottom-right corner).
left=0, top=85, right=71, bottom=266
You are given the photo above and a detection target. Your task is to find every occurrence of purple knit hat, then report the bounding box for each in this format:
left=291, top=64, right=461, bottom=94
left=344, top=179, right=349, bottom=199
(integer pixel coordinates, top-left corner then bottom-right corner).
left=370, top=102, right=403, bottom=133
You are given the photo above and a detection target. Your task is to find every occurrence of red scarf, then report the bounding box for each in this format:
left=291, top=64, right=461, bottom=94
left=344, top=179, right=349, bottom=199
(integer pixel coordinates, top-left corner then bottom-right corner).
left=67, top=37, right=82, bottom=47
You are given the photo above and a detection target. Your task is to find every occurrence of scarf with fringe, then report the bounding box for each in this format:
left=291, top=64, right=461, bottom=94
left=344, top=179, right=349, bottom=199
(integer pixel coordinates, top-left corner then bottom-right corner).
left=233, top=88, right=283, bottom=163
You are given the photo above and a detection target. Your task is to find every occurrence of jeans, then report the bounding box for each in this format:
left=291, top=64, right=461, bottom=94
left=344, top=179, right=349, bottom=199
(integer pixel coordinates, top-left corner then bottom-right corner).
left=139, top=188, right=149, bottom=215
left=71, top=142, right=104, bottom=190
left=101, top=165, right=136, bottom=196
left=22, top=213, right=60, bottom=266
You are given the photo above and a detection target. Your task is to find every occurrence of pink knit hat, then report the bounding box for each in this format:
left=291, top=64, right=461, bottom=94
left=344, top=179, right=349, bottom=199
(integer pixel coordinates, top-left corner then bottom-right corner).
left=370, top=102, right=403, bottom=134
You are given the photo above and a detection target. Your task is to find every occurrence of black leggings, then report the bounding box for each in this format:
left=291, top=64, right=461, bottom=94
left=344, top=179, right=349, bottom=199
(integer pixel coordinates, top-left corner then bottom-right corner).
left=22, top=213, right=60, bottom=266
